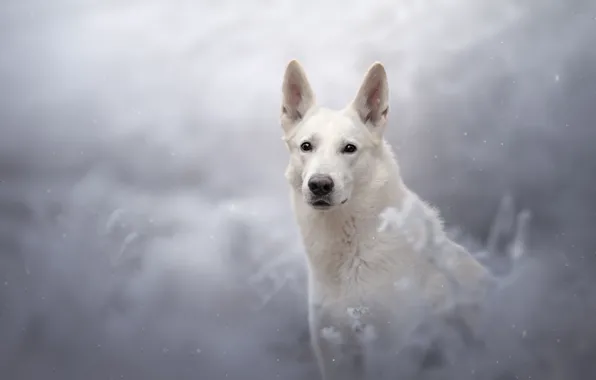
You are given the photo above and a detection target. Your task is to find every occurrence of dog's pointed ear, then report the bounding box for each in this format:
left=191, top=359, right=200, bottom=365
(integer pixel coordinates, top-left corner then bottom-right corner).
left=281, top=60, right=315, bottom=133
left=351, top=62, right=389, bottom=137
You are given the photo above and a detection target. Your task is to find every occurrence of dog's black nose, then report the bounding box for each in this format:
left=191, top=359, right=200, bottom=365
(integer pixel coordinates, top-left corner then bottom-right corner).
left=308, top=174, right=334, bottom=196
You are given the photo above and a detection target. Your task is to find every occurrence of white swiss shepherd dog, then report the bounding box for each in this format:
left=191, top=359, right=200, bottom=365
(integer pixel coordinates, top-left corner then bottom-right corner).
left=279, top=60, right=496, bottom=380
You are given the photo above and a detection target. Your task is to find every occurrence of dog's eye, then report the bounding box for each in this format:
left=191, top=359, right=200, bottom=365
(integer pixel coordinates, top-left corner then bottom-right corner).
left=300, top=142, right=313, bottom=152
left=342, top=144, right=357, bottom=154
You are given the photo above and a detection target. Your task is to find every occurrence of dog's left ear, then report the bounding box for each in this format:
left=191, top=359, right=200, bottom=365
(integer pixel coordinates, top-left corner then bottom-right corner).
left=351, top=62, right=389, bottom=138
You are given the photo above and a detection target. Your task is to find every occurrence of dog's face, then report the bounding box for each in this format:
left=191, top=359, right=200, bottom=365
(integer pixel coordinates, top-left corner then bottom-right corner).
left=280, top=60, right=390, bottom=211
left=283, top=108, right=376, bottom=210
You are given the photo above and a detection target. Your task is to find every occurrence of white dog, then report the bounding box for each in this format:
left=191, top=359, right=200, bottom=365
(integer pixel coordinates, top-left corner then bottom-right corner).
left=279, top=60, right=495, bottom=379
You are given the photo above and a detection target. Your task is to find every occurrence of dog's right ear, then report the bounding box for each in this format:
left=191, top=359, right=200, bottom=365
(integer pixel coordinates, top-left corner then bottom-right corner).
left=281, top=60, right=315, bottom=133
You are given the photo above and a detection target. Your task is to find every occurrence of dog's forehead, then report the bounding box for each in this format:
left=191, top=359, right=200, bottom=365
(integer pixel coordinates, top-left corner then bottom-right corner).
left=295, top=107, right=362, bottom=141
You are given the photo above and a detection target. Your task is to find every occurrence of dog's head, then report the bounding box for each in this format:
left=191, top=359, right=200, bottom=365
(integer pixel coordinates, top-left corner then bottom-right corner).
left=280, top=60, right=390, bottom=211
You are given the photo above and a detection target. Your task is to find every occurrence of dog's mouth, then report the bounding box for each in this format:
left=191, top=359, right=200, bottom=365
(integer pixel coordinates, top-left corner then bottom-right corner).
left=311, top=199, right=332, bottom=210
left=309, top=198, right=348, bottom=210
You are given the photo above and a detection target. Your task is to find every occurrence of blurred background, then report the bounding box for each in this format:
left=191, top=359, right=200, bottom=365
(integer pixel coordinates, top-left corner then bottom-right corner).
left=1, top=0, right=596, bottom=379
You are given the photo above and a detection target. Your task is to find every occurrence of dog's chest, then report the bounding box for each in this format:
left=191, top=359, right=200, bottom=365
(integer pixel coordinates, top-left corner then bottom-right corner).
left=301, top=213, right=419, bottom=289
left=299, top=210, right=452, bottom=319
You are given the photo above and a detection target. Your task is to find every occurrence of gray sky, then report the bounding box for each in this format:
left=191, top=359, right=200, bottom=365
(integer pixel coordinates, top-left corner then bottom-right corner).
left=1, top=0, right=596, bottom=379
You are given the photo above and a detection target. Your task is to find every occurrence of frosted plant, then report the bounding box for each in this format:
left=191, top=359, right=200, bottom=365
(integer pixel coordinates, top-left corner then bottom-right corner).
left=321, top=326, right=343, bottom=345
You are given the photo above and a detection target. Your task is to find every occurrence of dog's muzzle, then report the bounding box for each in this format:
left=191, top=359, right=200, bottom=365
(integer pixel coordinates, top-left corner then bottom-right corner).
left=307, top=174, right=335, bottom=209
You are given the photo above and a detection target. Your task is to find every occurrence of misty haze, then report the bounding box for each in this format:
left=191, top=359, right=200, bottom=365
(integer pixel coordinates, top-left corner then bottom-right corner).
left=1, top=0, right=596, bottom=379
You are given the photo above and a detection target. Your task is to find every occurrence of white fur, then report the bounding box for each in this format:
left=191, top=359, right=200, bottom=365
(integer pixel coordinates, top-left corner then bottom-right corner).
left=280, top=60, right=493, bottom=380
